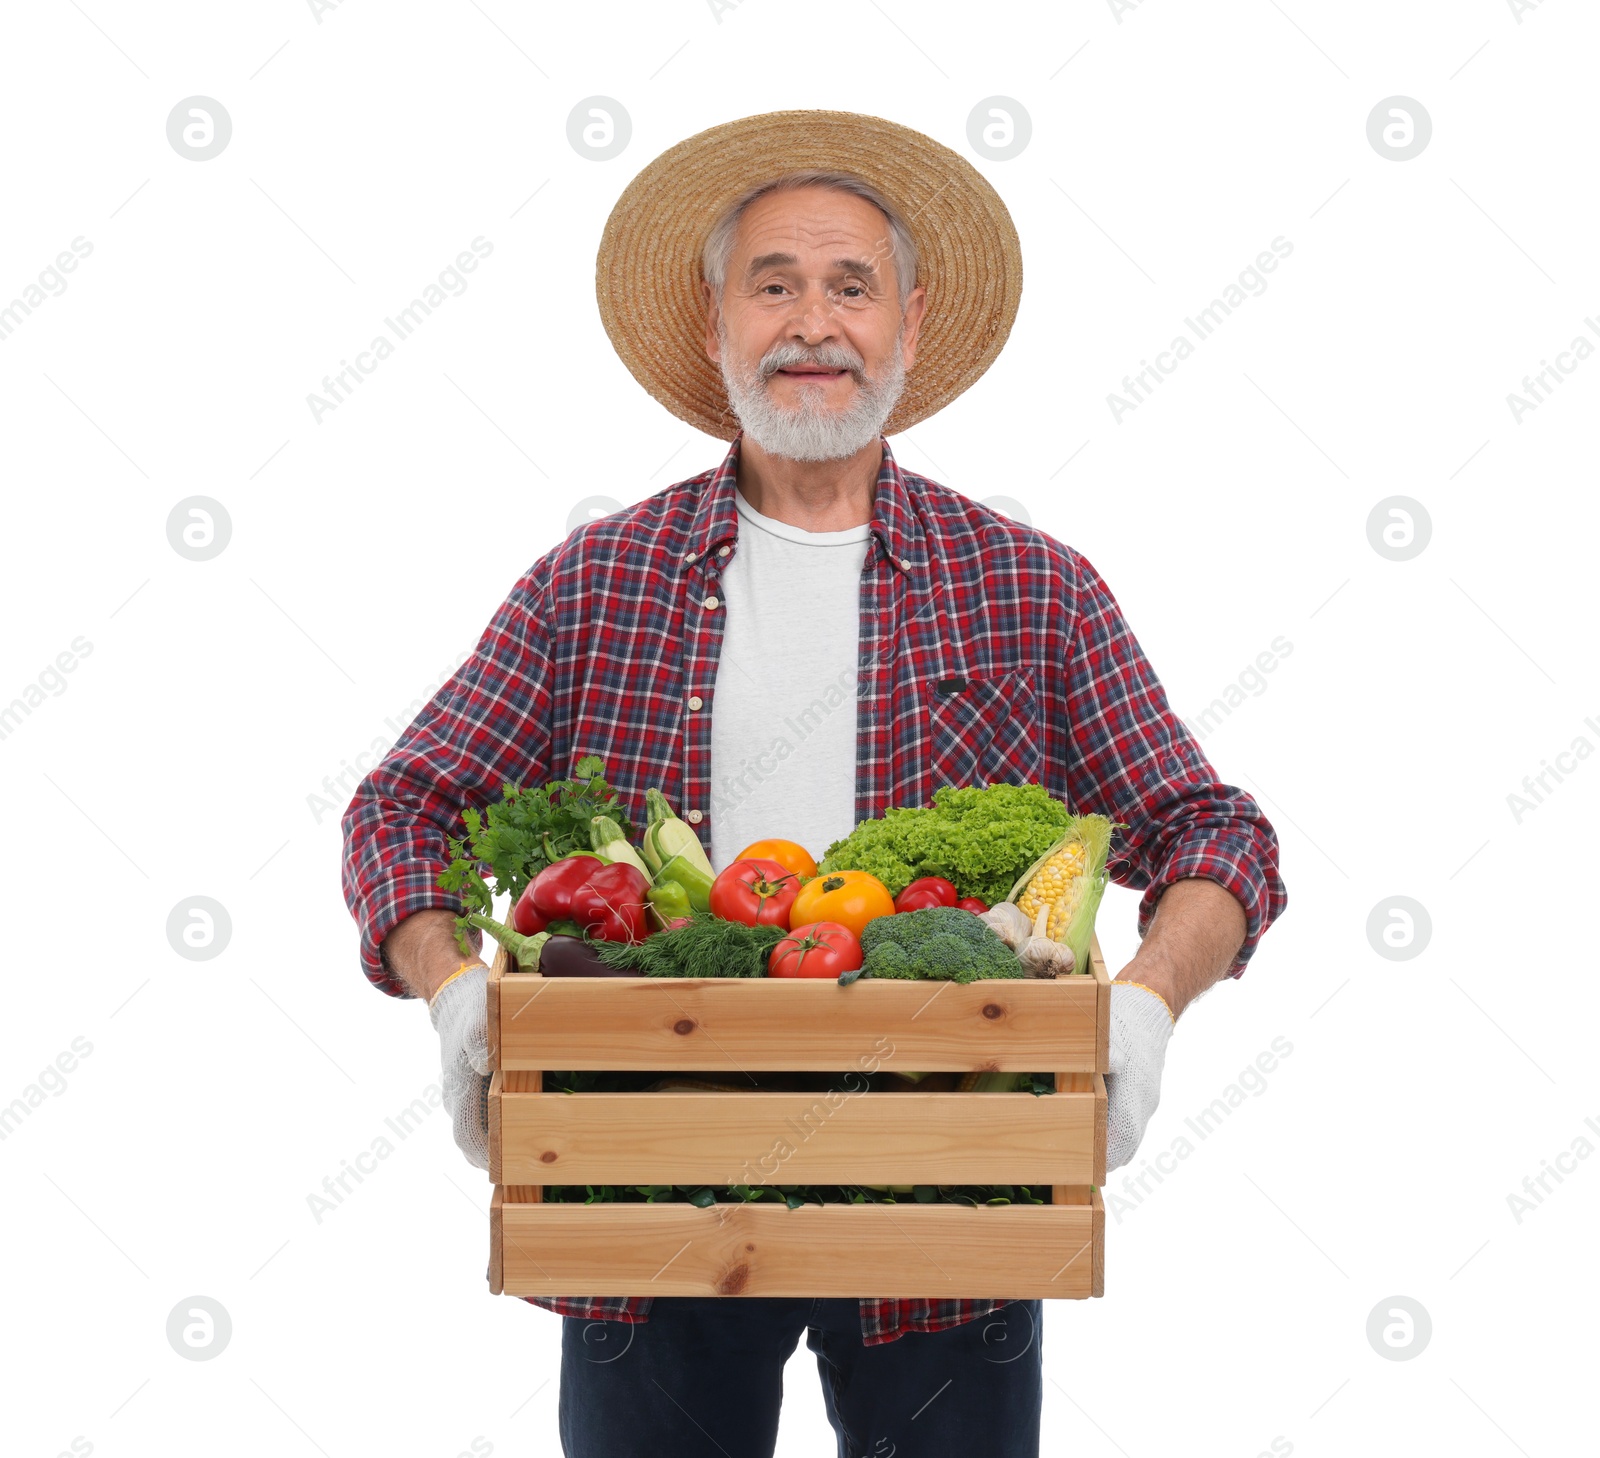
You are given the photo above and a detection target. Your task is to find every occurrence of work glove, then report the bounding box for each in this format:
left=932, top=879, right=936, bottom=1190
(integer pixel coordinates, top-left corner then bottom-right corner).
left=428, top=963, right=492, bottom=1171
left=1105, top=981, right=1176, bottom=1172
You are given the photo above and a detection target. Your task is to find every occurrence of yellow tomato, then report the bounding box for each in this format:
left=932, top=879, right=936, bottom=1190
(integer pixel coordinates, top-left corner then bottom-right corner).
left=789, top=870, right=895, bottom=940
left=736, top=838, right=819, bottom=880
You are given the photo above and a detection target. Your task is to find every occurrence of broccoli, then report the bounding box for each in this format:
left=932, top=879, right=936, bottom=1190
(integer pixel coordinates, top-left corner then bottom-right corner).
left=862, top=942, right=914, bottom=978
left=856, top=906, right=1024, bottom=983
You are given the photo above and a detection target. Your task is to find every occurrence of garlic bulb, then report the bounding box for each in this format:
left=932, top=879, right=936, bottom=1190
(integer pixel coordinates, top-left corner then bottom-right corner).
left=1017, top=905, right=1077, bottom=979
left=979, top=901, right=1033, bottom=951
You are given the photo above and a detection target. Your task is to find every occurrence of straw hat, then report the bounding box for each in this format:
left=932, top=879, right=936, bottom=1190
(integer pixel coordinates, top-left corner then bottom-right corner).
left=595, top=110, right=1023, bottom=441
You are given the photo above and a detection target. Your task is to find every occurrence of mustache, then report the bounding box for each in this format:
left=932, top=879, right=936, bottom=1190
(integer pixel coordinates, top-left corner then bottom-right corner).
left=758, top=342, right=865, bottom=382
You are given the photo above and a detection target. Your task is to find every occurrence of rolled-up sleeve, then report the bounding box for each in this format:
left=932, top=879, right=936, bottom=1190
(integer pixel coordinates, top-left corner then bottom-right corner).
left=1061, top=550, right=1287, bottom=976
left=341, top=562, right=557, bottom=997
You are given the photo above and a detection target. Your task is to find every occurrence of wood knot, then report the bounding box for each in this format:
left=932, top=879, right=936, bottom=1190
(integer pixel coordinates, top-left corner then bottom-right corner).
left=716, top=1264, right=749, bottom=1295
left=746, top=1243, right=755, bottom=1252
left=982, top=1003, right=1004, bottom=1020
left=673, top=1018, right=696, bottom=1035
left=540, top=1150, right=558, bottom=1163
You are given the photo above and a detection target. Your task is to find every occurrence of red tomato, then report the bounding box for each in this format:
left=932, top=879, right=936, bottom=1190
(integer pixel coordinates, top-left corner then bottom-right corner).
left=894, top=876, right=959, bottom=913
left=956, top=896, right=989, bottom=913
left=769, top=921, right=863, bottom=979
left=709, top=857, right=801, bottom=929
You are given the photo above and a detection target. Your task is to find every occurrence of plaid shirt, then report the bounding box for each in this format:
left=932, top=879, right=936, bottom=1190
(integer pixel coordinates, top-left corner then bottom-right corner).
left=342, top=431, right=1286, bottom=1346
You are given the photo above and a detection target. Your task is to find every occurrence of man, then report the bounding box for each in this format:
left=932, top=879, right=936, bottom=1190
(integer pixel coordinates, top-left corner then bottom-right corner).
left=343, top=111, right=1286, bottom=1458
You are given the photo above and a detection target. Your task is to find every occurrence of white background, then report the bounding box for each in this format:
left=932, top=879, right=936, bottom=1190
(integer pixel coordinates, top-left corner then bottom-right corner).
left=2, top=1, right=1596, bottom=1455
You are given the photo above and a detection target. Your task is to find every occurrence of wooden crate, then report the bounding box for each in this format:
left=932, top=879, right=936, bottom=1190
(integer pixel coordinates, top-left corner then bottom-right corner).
left=487, top=935, right=1111, bottom=1300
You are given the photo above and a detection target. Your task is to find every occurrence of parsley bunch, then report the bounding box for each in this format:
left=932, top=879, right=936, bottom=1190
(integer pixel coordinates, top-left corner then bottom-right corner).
left=437, top=755, right=634, bottom=952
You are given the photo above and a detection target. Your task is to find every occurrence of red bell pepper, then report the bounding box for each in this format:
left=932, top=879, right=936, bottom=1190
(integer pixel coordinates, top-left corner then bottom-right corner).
left=568, top=861, right=651, bottom=943
left=894, top=876, right=958, bottom=913
left=511, top=852, right=602, bottom=934
left=511, top=893, right=545, bottom=935
left=955, top=896, right=989, bottom=913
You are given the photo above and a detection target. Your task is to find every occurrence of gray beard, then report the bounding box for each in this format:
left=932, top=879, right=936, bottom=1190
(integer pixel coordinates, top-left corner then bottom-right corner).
left=717, top=326, right=907, bottom=462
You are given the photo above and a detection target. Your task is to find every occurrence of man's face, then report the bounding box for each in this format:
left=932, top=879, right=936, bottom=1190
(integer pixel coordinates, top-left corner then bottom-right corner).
left=703, top=186, right=927, bottom=462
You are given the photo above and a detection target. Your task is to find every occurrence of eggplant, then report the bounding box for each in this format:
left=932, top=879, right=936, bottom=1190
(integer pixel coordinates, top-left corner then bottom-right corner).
left=538, top=935, right=641, bottom=978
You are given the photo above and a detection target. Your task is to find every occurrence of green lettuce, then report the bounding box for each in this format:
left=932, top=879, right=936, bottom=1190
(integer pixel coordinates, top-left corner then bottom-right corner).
left=818, top=782, right=1073, bottom=905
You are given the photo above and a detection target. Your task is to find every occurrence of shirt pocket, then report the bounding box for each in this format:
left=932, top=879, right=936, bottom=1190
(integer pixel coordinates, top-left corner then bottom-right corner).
left=923, top=669, right=1045, bottom=793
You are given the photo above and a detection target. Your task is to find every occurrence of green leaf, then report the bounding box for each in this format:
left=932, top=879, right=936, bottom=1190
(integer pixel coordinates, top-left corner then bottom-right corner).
left=435, top=760, right=634, bottom=944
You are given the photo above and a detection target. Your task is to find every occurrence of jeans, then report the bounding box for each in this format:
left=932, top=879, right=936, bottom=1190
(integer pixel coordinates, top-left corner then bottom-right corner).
left=558, top=1297, right=1043, bottom=1458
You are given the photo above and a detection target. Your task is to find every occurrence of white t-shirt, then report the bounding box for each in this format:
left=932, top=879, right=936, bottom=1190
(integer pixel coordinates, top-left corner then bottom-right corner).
left=707, top=489, right=869, bottom=872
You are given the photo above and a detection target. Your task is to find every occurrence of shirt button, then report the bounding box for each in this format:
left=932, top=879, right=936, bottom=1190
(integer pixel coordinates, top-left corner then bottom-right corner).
left=687, top=694, right=703, bottom=710
left=704, top=595, right=720, bottom=610
left=718, top=546, right=730, bottom=558
left=687, top=809, right=703, bottom=824
left=684, top=551, right=698, bottom=563
left=900, top=558, right=912, bottom=570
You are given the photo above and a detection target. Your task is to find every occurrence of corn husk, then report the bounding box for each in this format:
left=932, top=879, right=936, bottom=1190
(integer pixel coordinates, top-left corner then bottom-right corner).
left=1006, top=814, right=1114, bottom=974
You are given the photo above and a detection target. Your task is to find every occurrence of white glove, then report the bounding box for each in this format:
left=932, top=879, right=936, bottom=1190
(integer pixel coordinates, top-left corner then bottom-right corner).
left=428, top=964, right=492, bottom=1171
left=1105, top=981, right=1176, bottom=1172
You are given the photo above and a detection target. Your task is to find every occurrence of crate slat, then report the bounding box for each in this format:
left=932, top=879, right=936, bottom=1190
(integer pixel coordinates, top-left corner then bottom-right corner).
left=496, top=968, right=1100, bottom=1072
left=1089, top=938, right=1111, bottom=1069
left=496, top=1197, right=1102, bottom=1298
left=493, top=1086, right=1099, bottom=1185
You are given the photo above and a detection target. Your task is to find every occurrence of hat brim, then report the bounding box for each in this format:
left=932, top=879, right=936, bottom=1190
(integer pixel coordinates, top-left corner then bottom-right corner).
left=595, top=109, right=1023, bottom=441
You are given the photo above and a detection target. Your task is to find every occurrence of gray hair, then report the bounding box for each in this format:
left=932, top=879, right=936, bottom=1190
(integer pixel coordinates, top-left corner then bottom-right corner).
left=701, top=169, right=920, bottom=311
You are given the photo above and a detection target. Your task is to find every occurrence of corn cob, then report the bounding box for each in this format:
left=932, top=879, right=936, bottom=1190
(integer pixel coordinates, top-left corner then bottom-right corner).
left=1007, top=815, right=1114, bottom=973
left=1015, top=840, right=1090, bottom=940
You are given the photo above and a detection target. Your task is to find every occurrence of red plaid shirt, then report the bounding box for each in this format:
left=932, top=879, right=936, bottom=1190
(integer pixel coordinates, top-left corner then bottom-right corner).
left=342, top=431, right=1286, bottom=1345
